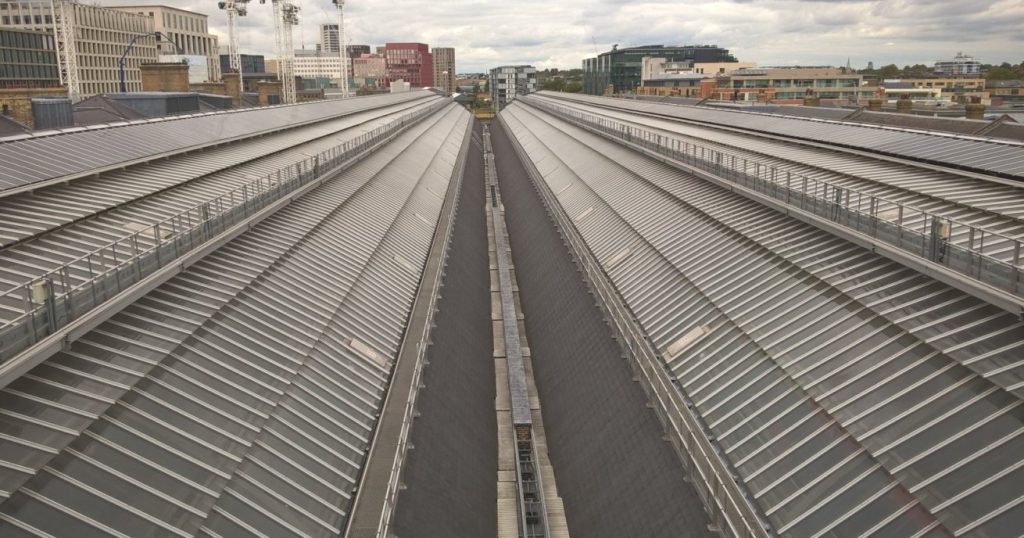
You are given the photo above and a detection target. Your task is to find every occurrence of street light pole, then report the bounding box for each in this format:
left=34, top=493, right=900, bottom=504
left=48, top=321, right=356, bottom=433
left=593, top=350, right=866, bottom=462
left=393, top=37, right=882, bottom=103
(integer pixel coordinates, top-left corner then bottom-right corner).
left=120, top=32, right=181, bottom=93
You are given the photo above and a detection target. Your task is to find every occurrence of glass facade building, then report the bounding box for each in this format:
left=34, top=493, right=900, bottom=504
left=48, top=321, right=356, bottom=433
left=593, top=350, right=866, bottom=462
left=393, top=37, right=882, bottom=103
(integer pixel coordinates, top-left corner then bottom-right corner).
left=582, top=44, right=736, bottom=95
left=0, top=28, right=58, bottom=89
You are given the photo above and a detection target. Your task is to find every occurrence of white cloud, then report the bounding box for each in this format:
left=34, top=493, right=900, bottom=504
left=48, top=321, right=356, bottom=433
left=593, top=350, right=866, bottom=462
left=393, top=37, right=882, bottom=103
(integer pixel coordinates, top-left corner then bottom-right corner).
left=98, top=0, right=1023, bottom=72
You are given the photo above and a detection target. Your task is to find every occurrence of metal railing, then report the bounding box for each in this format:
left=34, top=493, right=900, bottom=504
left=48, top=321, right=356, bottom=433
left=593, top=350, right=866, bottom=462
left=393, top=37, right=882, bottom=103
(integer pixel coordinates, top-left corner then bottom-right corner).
left=0, top=100, right=449, bottom=363
left=363, top=116, right=473, bottom=538
left=499, top=115, right=772, bottom=538
left=528, top=99, right=1024, bottom=310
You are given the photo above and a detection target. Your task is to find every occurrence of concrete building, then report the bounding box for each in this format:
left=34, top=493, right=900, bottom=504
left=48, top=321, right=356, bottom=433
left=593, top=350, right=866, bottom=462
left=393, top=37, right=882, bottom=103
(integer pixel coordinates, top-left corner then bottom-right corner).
left=641, top=57, right=756, bottom=81
left=431, top=46, right=455, bottom=95
left=583, top=44, right=737, bottom=95
left=0, top=1, right=157, bottom=97
left=711, top=67, right=876, bottom=104
left=385, top=42, right=432, bottom=88
left=353, top=52, right=386, bottom=87
left=489, top=64, right=536, bottom=107
left=883, top=77, right=988, bottom=104
left=988, top=80, right=1024, bottom=104
left=935, top=52, right=982, bottom=76
left=108, top=5, right=219, bottom=83
left=294, top=49, right=342, bottom=80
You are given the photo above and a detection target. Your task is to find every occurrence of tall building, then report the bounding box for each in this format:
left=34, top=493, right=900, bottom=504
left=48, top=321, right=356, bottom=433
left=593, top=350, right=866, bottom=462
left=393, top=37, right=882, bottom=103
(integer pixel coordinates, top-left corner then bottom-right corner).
left=0, top=28, right=59, bottom=89
left=108, top=5, right=219, bottom=82
left=319, top=23, right=339, bottom=53
left=489, top=65, right=536, bottom=107
left=218, top=53, right=266, bottom=76
left=582, top=44, right=736, bottom=95
left=431, top=46, right=455, bottom=95
left=384, top=42, right=432, bottom=87
left=935, top=52, right=982, bottom=76
left=0, top=1, right=157, bottom=97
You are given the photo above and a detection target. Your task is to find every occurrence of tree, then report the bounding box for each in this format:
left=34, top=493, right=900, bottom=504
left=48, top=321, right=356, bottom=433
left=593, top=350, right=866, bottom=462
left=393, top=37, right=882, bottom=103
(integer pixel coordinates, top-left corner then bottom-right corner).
left=565, top=80, right=582, bottom=93
left=878, top=64, right=900, bottom=78
left=986, top=67, right=1019, bottom=81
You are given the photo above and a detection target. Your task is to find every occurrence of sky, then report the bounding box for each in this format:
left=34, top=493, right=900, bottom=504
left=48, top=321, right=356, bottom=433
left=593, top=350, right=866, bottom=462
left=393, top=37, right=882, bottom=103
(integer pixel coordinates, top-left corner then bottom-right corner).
left=100, top=0, right=1024, bottom=73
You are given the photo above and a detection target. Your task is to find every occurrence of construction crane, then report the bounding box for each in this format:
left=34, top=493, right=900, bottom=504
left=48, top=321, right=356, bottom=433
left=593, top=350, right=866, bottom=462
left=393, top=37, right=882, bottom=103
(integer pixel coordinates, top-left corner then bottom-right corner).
left=332, top=0, right=350, bottom=99
left=217, top=0, right=251, bottom=74
left=261, top=0, right=299, bottom=104
left=48, top=0, right=81, bottom=102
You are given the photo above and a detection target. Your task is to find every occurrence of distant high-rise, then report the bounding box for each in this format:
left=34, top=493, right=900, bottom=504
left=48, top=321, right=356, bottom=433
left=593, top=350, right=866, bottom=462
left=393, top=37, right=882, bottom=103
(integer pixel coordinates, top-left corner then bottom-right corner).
left=385, top=43, right=433, bottom=87
left=320, top=23, right=340, bottom=53
left=582, top=44, right=736, bottom=95
left=431, top=47, right=456, bottom=95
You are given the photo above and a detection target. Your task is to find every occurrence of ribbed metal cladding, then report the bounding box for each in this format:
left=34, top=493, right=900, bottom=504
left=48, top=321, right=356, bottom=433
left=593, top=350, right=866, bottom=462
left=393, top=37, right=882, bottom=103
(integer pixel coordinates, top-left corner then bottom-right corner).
left=393, top=120, right=498, bottom=536
left=501, top=99, right=1024, bottom=537
left=0, top=104, right=472, bottom=536
left=0, top=91, right=434, bottom=192
left=491, top=118, right=715, bottom=538
left=533, top=91, right=1024, bottom=179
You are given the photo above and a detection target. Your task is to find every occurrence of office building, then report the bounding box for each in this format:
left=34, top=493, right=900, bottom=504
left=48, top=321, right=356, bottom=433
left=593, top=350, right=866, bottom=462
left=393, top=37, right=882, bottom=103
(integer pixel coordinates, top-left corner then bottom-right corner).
left=489, top=64, right=536, bottom=107
left=934, top=52, right=982, bottom=76
left=0, top=1, right=157, bottom=97
left=385, top=42, right=432, bottom=87
left=582, top=44, right=736, bottom=95
left=353, top=52, right=386, bottom=87
left=0, top=28, right=59, bottom=89
left=108, top=5, right=219, bottom=82
left=431, top=46, right=455, bottom=95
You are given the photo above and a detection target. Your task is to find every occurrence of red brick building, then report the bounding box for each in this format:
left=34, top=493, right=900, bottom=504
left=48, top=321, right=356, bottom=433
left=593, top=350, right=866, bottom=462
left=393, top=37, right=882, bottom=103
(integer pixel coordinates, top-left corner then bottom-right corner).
left=384, top=43, right=433, bottom=88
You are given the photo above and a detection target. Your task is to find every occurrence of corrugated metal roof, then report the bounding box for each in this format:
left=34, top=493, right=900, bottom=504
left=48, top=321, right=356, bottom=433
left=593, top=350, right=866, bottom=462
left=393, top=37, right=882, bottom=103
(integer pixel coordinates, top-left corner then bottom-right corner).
left=502, top=100, right=1024, bottom=537
left=0, top=92, right=434, bottom=195
left=0, top=104, right=471, bottom=536
left=538, top=91, right=1024, bottom=178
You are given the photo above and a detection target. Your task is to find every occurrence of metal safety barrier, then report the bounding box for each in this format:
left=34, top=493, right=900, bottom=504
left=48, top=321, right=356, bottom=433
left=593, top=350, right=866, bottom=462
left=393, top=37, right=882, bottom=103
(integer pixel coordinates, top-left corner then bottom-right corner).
left=527, top=98, right=1024, bottom=315
left=0, top=100, right=449, bottom=363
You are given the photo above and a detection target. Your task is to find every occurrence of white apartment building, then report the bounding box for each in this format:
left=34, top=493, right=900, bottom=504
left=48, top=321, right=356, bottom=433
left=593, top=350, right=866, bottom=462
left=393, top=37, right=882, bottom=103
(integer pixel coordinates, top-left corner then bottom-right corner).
left=0, top=1, right=157, bottom=97
left=108, top=5, right=219, bottom=82
left=294, top=50, right=342, bottom=80
left=431, top=47, right=455, bottom=95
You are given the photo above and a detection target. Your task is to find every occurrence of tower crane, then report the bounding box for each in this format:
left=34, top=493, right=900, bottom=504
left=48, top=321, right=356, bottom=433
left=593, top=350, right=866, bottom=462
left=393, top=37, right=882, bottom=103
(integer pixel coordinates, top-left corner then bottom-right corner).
left=217, top=0, right=251, bottom=74
left=332, top=0, right=349, bottom=99
left=48, top=0, right=81, bottom=102
left=260, top=0, right=299, bottom=105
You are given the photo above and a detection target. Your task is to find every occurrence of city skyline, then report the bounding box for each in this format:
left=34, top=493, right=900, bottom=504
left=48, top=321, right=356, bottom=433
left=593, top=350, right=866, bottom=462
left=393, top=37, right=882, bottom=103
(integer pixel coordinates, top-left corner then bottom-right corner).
left=96, top=0, right=1022, bottom=73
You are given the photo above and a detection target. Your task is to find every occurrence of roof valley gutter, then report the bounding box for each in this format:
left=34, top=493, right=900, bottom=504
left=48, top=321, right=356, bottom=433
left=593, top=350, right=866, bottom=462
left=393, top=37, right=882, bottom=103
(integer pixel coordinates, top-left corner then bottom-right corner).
left=496, top=110, right=775, bottom=537
left=344, top=112, right=473, bottom=538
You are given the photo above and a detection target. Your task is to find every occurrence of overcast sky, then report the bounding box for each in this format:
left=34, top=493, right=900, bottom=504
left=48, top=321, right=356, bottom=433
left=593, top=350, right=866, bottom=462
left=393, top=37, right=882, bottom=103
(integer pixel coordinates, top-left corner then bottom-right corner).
left=101, top=0, right=1023, bottom=73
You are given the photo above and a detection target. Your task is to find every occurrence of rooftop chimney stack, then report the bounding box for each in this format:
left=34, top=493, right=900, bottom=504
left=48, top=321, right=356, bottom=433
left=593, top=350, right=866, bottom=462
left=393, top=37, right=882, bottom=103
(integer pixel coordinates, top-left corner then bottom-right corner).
left=965, top=96, right=986, bottom=120
left=896, top=94, right=913, bottom=114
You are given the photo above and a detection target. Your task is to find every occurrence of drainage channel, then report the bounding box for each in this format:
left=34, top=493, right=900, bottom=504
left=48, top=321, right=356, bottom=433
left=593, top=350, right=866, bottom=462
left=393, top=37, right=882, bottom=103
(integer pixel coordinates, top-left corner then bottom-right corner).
left=485, top=124, right=569, bottom=538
